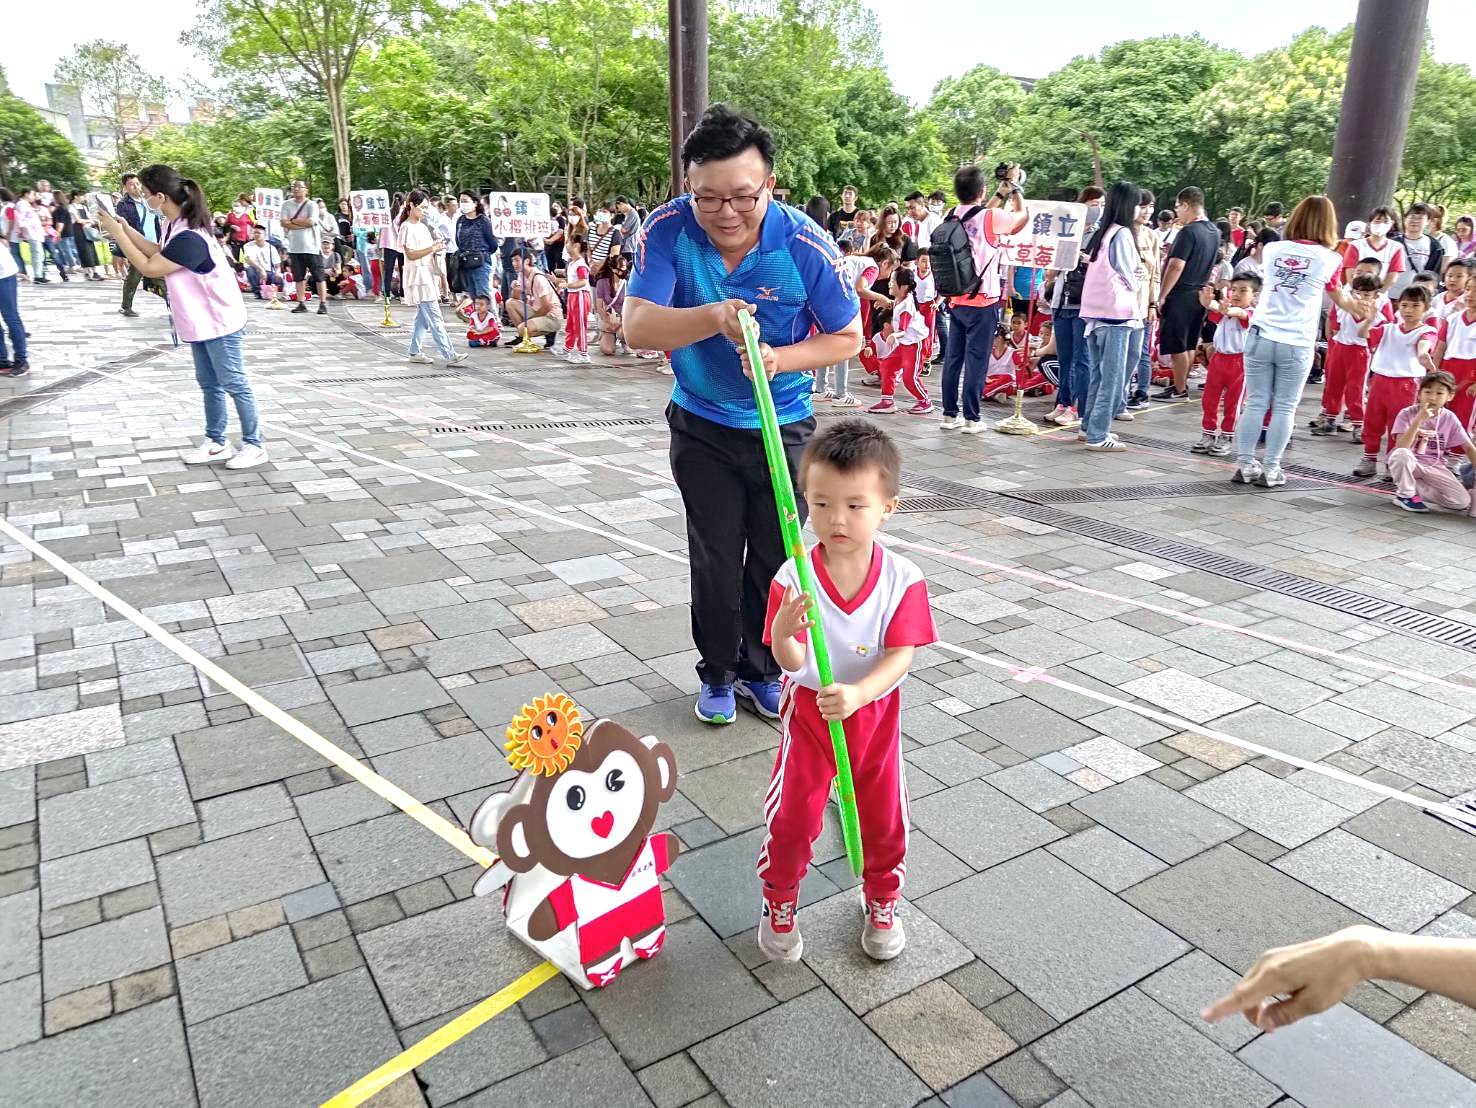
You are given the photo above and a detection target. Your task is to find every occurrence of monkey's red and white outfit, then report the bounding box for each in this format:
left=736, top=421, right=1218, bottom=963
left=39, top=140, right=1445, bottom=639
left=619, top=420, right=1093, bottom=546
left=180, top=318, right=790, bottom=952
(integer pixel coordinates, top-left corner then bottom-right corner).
left=759, top=543, right=936, bottom=907
left=543, top=834, right=673, bottom=986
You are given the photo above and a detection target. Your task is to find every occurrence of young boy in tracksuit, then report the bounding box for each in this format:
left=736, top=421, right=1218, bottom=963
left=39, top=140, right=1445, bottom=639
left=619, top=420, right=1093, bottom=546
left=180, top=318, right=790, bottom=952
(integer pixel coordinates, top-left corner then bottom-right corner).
left=1355, top=285, right=1441, bottom=478
left=1194, top=274, right=1258, bottom=456
left=1314, top=272, right=1389, bottom=438
left=758, top=420, right=936, bottom=964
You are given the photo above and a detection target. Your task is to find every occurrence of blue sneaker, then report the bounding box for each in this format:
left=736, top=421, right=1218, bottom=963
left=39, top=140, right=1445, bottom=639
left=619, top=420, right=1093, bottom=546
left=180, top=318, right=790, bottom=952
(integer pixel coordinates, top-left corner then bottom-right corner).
left=1458, top=461, right=1475, bottom=491
left=695, top=683, right=736, bottom=725
left=735, top=679, right=783, bottom=720
left=1394, top=495, right=1430, bottom=513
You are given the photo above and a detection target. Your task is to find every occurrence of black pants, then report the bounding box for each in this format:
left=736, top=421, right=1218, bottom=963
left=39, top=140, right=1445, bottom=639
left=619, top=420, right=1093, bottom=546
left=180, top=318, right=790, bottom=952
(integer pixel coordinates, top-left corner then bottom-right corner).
left=668, top=402, right=813, bottom=687
left=381, top=248, right=403, bottom=297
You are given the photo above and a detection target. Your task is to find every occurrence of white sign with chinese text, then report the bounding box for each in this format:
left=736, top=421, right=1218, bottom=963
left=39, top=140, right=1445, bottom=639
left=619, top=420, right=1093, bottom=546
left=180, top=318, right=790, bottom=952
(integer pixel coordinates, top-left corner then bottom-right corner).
left=350, top=189, right=392, bottom=231
left=997, top=200, right=1090, bottom=271
left=487, top=192, right=556, bottom=239
left=253, top=187, right=282, bottom=224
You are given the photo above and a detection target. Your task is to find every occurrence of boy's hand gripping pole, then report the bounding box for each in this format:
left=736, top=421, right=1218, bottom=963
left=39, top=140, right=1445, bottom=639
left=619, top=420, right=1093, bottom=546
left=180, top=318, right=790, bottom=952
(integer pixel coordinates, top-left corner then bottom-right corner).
left=739, top=309, right=864, bottom=876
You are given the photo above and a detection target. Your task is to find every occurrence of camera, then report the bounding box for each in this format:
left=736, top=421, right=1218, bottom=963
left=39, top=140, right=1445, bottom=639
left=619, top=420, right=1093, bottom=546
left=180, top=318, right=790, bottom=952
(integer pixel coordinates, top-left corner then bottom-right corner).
left=994, top=162, right=1027, bottom=193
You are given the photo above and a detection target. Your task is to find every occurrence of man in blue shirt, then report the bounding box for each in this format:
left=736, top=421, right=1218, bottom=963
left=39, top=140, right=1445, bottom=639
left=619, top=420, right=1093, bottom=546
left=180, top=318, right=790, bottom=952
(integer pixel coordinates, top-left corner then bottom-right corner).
left=625, top=104, right=861, bottom=725
left=116, top=172, right=161, bottom=318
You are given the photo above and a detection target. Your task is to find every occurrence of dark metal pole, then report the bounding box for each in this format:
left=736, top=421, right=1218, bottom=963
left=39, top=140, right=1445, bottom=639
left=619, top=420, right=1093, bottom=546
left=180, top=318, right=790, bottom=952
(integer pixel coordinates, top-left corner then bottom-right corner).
left=669, top=0, right=708, bottom=199
left=1327, top=0, right=1426, bottom=225
left=668, top=0, right=684, bottom=199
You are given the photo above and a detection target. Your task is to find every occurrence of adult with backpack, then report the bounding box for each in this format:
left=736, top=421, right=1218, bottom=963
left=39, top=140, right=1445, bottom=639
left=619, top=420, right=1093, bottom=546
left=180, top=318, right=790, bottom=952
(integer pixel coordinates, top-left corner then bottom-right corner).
left=930, top=164, right=1029, bottom=432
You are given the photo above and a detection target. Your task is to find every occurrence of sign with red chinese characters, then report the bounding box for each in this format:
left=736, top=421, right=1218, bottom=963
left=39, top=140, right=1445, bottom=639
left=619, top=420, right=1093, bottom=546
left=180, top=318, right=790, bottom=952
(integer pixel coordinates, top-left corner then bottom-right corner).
left=253, top=187, right=282, bottom=225
left=350, top=189, right=392, bottom=231
left=996, top=200, right=1090, bottom=271
left=487, top=192, right=556, bottom=239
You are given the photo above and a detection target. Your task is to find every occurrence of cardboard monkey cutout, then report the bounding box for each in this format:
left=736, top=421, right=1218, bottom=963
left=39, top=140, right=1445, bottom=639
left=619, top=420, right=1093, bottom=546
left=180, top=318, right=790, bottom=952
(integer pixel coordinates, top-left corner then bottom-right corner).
left=468, top=694, right=682, bottom=989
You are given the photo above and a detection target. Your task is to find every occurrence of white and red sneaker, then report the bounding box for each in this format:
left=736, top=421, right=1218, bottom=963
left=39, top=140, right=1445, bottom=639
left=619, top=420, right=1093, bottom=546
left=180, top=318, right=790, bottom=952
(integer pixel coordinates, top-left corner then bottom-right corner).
left=867, top=398, right=896, bottom=415
left=905, top=401, right=935, bottom=416
left=758, top=895, right=803, bottom=962
left=861, top=896, right=906, bottom=961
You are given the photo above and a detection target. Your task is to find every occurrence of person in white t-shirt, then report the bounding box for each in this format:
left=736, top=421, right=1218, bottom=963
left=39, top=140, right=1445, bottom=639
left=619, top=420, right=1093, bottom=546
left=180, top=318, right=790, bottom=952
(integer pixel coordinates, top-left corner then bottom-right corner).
left=1231, top=196, right=1367, bottom=488
left=1354, top=285, right=1440, bottom=477
left=899, top=191, right=939, bottom=253
left=242, top=225, right=281, bottom=299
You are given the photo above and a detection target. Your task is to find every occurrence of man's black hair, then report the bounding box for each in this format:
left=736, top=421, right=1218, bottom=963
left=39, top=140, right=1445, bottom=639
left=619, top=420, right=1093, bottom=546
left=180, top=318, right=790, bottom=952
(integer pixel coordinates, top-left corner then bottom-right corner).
left=120, top=172, right=138, bottom=188
left=1406, top=201, right=1434, bottom=219
left=1177, top=186, right=1205, bottom=208
left=616, top=195, right=631, bottom=205
left=953, top=164, right=986, bottom=205
left=799, top=418, right=902, bottom=497
left=904, top=190, right=925, bottom=203
left=681, top=104, right=775, bottom=170
left=1264, top=201, right=1284, bottom=218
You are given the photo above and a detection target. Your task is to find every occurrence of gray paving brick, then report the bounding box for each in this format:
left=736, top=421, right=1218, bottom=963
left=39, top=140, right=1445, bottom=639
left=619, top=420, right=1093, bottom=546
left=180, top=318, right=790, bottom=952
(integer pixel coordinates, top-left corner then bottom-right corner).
left=413, top=628, right=523, bottom=677
left=1389, top=994, right=1476, bottom=1083
left=1187, top=766, right=1350, bottom=847
left=1240, top=1002, right=1476, bottom=1107
left=1045, top=825, right=1167, bottom=892
left=988, top=760, right=1088, bottom=812
left=0, top=999, right=194, bottom=1108
left=0, top=888, right=39, bottom=983
left=42, top=906, right=169, bottom=999
left=690, top=987, right=928, bottom=1108
left=1139, top=951, right=1261, bottom=1051
left=910, top=779, right=1064, bottom=870
left=1072, top=775, right=1243, bottom=864
left=314, top=811, right=465, bottom=904
left=507, top=624, right=622, bottom=668
left=39, top=838, right=154, bottom=910
left=961, top=697, right=1091, bottom=756
left=175, top=926, right=307, bottom=1023
left=1344, top=799, right=1476, bottom=890
left=0, top=973, right=40, bottom=1050
left=402, top=995, right=546, bottom=1106
left=666, top=825, right=839, bottom=939
left=1272, top=829, right=1468, bottom=931
left=326, top=669, right=453, bottom=726
left=175, top=705, right=355, bottom=799
left=357, top=896, right=542, bottom=1027
left=0, top=767, right=35, bottom=829
left=0, top=703, right=125, bottom=773
left=284, top=600, right=389, bottom=641
left=342, top=550, right=458, bottom=591
left=189, top=969, right=403, bottom=1108
left=920, top=851, right=1186, bottom=1020
left=198, top=783, right=296, bottom=840
left=865, top=979, right=1015, bottom=1091
left=39, top=768, right=194, bottom=860
left=1353, top=728, right=1476, bottom=796
left=1331, top=683, right=1473, bottom=739
left=366, top=580, right=463, bottom=616
left=82, top=739, right=179, bottom=787
left=157, top=820, right=324, bottom=926
left=369, top=733, right=512, bottom=801
left=1036, top=988, right=1278, bottom=1108
left=294, top=782, right=396, bottom=835
left=454, top=1039, right=650, bottom=1108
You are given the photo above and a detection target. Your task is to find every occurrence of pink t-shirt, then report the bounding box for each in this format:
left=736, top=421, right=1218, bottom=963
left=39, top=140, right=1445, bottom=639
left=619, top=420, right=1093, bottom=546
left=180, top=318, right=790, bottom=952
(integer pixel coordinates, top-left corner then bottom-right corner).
left=1391, top=405, right=1472, bottom=462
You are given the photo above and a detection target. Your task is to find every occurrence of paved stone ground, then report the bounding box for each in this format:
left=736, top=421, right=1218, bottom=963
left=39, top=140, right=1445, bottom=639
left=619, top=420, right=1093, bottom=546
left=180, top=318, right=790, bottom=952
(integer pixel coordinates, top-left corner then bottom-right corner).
left=3, top=279, right=1476, bottom=1108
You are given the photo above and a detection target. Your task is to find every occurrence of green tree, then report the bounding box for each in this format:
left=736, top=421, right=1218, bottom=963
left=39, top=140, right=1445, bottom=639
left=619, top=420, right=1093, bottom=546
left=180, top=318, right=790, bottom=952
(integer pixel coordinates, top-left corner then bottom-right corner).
left=54, top=40, right=169, bottom=174
left=130, top=112, right=312, bottom=209
left=925, top=64, right=1026, bottom=169
left=1398, top=56, right=1476, bottom=207
left=996, top=36, right=1236, bottom=203
left=0, top=95, right=90, bottom=192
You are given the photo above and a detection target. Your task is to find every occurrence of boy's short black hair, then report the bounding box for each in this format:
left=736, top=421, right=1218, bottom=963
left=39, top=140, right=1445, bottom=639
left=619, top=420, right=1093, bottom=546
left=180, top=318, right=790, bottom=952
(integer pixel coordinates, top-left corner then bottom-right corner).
left=1264, top=201, right=1284, bottom=218
left=1398, top=284, right=1433, bottom=306
left=800, top=419, right=902, bottom=498
left=1349, top=273, right=1383, bottom=294
left=1230, top=273, right=1262, bottom=293
left=892, top=266, right=917, bottom=292
left=1411, top=271, right=1439, bottom=286
left=1355, top=256, right=1382, bottom=268
left=1177, top=186, right=1205, bottom=208
left=1421, top=369, right=1456, bottom=393
left=681, top=104, right=775, bottom=170
left=953, top=164, right=986, bottom=205
left=1406, top=201, right=1434, bottom=219
left=1447, top=257, right=1475, bottom=274
left=904, top=190, right=925, bottom=203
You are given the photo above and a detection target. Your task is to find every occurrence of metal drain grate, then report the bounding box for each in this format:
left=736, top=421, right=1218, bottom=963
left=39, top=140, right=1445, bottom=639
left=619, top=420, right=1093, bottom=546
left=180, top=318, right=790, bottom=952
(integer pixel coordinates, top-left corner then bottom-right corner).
left=1017, top=479, right=1324, bottom=503
left=0, top=346, right=166, bottom=422
left=1379, top=610, right=1476, bottom=650
left=311, top=374, right=461, bottom=384
left=897, top=494, right=976, bottom=513
left=430, top=418, right=658, bottom=433
left=1112, top=432, right=1398, bottom=492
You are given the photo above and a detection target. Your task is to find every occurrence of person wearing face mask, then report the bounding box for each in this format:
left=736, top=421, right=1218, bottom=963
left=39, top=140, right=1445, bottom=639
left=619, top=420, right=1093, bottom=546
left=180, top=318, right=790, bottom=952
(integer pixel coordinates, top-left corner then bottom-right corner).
left=1389, top=202, right=1445, bottom=297
left=1345, top=207, right=1404, bottom=290
left=226, top=195, right=253, bottom=261
left=115, top=172, right=162, bottom=316
left=454, top=192, right=497, bottom=303
left=95, top=164, right=266, bottom=470
left=587, top=210, right=624, bottom=282
left=398, top=190, right=468, bottom=368
left=544, top=200, right=567, bottom=272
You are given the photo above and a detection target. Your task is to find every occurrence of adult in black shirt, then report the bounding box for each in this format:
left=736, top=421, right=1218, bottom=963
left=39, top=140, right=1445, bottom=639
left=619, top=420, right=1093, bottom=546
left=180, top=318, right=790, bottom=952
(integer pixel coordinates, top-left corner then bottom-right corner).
left=1154, top=186, right=1220, bottom=399
left=827, top=185, right=859, bottom=240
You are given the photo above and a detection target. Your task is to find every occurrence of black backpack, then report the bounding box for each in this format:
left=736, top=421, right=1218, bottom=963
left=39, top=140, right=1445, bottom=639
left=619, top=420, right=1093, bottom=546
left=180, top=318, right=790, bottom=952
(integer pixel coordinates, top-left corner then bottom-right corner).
left=929, top=205, right=985, bottom=298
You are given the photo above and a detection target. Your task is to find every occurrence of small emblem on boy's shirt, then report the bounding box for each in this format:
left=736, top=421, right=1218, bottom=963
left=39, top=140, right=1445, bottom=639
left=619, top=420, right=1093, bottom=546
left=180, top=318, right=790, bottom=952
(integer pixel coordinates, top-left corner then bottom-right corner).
left=755, top=286, right=780, bottom=301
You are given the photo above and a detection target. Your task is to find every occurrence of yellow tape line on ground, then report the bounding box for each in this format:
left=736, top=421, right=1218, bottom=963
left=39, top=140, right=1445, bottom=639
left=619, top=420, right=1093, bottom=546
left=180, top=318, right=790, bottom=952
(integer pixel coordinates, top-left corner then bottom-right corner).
left=320, top=961, right=561, bottom=1107
left=0, top=517, right=496, bottom=870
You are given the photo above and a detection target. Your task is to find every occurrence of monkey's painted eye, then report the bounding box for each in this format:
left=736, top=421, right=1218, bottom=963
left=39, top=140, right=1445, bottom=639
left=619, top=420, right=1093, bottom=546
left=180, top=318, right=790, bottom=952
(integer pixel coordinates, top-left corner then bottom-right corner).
left=566, top=785, right=586, bottom=811
left=605, top=768, right=625, bottom=793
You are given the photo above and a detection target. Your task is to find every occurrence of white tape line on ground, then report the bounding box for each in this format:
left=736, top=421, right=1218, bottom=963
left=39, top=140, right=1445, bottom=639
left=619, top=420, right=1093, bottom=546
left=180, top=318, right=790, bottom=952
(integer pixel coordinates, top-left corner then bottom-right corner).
left=258, top=370, right=1476, bottom=697
left=94, top=363, right=1475, bottom=826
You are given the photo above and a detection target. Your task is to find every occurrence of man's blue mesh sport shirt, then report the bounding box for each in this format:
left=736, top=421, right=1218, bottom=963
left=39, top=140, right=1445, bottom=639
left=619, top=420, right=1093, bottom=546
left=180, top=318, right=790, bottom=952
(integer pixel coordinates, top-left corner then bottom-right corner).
left=626, top=195, right=860, bottom=430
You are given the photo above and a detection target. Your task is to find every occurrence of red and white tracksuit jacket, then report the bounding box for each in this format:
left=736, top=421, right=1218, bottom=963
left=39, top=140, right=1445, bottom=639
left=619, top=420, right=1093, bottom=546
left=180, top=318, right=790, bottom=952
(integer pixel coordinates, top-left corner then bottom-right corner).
left=759, top=543, right=936, bottom=903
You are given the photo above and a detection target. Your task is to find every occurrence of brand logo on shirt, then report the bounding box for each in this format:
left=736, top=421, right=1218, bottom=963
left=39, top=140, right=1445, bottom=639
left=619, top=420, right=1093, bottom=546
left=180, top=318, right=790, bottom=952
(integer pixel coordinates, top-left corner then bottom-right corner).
left=755, top=286, right=780, bottom=302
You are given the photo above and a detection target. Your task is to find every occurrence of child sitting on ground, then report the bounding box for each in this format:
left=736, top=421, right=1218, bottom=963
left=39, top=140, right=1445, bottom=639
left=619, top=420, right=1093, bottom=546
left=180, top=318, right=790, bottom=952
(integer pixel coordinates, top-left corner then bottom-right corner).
left=1355, top=285, right=1440, bottom=478
left=760, top=419, right=936, bottom=963
left=1387, top=370, right=1476, bottom=514
left=1314, top=270, right=1388, bottom=438
left=1193, top=275, right=1259, bottom=456
left=866, top=268, right=932, bottom=415
left=466, top=294, right=502, bottom=347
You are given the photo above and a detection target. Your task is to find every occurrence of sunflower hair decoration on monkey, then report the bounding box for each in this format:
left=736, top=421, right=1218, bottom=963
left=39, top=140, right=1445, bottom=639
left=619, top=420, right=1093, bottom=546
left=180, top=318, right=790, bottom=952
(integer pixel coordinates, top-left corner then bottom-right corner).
left=467, top=694, right=682, bottom=989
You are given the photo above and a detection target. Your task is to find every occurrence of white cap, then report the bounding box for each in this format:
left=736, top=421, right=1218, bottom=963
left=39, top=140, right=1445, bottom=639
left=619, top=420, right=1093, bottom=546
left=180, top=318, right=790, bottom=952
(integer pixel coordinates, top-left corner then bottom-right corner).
left=1344, top=220, right=1367, bottom=240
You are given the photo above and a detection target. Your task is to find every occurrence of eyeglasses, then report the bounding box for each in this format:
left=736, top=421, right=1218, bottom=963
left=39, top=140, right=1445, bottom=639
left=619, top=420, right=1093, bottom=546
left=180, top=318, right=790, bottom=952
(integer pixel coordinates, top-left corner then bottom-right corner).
left=693, top=192, right=763, bottom=214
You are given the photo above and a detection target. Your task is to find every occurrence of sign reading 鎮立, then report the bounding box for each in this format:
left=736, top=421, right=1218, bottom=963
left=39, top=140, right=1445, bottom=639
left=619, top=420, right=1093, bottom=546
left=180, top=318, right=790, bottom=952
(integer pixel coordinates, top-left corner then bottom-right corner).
left=997, top=200, right=1090, bottom=271
left=486, top=192, right=555, bottom=239
left=350, top=189, right=392, bottom=231
left=253, top=187, right=282, bottom=225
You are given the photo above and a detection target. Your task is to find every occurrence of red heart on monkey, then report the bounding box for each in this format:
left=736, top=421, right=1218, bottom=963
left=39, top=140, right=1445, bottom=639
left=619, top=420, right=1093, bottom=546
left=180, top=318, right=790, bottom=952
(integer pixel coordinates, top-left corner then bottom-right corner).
left=591, top=811, right=614, bottom=838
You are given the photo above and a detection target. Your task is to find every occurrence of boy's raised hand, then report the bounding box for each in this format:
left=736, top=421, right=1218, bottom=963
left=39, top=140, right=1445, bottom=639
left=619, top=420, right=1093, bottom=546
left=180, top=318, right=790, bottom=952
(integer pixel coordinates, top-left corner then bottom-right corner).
left=770, top=587, right=812, bottom=643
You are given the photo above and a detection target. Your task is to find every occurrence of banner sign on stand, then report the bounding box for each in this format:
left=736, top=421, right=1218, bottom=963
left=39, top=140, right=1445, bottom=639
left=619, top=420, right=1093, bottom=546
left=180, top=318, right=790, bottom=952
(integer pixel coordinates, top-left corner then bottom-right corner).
left=350, top=189, right=392, bottom=231
left=253, top=187, right=282, bottom=225
left=487, top=192, right=556, bottom=239
left=997, top=199, right=1090, bottom=271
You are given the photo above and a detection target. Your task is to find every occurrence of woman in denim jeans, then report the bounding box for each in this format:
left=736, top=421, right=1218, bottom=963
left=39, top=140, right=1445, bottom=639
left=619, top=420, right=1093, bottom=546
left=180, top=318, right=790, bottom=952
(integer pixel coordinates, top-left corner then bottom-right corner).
left=1231, top=196, right=1365, bottom=488
left=1078, top=182, right=1146, bottom=451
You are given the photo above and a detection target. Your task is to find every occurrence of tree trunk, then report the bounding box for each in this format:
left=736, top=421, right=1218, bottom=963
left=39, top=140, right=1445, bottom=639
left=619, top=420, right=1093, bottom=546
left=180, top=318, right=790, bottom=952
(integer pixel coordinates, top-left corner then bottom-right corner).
left=326, top=76, right=353, bottom=198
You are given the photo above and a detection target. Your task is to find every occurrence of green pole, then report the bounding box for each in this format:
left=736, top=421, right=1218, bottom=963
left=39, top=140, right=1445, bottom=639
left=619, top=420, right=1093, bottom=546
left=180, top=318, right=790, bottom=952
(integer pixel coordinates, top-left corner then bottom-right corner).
left=739, top=310, right=864, bottom=876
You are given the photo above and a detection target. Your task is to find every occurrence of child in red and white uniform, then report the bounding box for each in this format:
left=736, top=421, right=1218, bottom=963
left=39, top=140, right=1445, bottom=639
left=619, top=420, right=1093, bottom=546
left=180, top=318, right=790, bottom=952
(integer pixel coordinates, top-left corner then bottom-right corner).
left=759, top=420, right=936, bottom=964
left=559, top=236, right=592, bottom=363
left=983, top=315, right=1030, bottom=401
left=1343, top=207, right=1404, bottom=289
left=1434, top=279, right=1476, bottom=438
left=866, top=268, right=931, bottom=415
left=1355, top=285, right=1440, bottom=478
left=1386, top=370, right=1476, bottom=516
left=913, top=249, right=939, bottom=365
left=1193, top=274, right=1259, bottom=456
left=1435, top=258, right=1470, bottom=322
left=815, top=239, right=878, bottom=406
left=466, top=294, right=502, bottom=347
left=1314, top=269, right=1390, bottom=438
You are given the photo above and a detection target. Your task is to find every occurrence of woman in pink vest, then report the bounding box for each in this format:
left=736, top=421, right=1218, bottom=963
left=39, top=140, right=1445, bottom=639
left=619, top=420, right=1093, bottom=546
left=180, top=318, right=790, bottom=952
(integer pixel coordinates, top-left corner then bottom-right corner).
left=97, top=165, right=265, bottom=470
left=1079, top=181, right=1147, bottom=451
